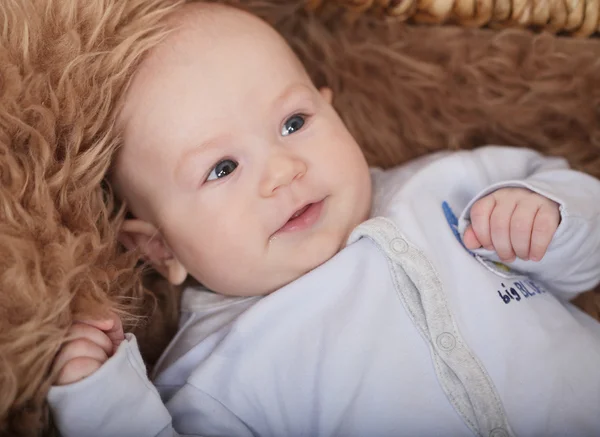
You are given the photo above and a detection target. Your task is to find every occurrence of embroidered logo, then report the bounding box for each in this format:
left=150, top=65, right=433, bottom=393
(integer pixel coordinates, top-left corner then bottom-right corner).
left=442, top=201, right=463, bottom=247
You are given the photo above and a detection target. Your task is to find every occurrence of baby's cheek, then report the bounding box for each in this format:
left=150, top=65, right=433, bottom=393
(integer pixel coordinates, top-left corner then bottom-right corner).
left=213, top=247, right=265, bottom=293
left=301, top=229, right=341, bottom=271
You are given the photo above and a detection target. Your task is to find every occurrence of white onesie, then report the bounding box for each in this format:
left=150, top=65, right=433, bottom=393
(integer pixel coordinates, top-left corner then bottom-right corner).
left=48, top=146, right=600, bottom=437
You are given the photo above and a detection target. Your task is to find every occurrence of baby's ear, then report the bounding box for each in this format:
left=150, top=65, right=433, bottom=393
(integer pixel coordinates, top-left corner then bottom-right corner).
left=119, top=219, right=188, bottom=285
left=319, top=87, right=333, bottom=104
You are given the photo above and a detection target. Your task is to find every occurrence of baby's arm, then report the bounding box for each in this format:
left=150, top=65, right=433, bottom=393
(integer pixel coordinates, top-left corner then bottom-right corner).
left=457, top=146, right=600, bottom=298
left=48, top=317, right=179, bottom=436
left=48, top=317, right=253, bottom=437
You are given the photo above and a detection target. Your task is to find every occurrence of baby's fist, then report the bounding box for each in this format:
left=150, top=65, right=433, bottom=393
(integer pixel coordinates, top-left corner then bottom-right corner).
left=52, top=314, right=124, bottom=386
left=463, top=188, right=560, bottom=262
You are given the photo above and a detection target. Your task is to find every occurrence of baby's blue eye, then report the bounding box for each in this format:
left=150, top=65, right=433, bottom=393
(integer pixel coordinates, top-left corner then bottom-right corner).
left=207, top=159, right=238, bottom=181
left=281, top=114, right=306, bottom=136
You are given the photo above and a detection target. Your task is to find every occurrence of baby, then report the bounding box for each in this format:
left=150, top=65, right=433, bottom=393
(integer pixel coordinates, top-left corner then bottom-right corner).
left=47, top=3, right=600, bottom=437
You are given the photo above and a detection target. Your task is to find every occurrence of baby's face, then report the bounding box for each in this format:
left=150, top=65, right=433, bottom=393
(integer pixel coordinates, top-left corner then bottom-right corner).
left=114, top=5, right=371, bottom=296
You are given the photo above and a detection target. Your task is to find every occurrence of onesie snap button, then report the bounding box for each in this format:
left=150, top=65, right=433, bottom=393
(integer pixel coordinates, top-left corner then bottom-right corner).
left=436, top=332, right=456, bottom=351
left=390, top=238, right=408, bottom=254
left=489, top=427, right=509, bottom=437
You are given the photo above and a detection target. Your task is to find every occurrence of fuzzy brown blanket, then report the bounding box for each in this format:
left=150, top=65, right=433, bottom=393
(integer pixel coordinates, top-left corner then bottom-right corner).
left=1, top=0, right=599, bottom=435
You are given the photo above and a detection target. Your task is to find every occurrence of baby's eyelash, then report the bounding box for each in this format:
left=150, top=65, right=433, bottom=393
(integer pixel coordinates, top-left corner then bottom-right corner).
left=205, top=158, right=238, bottom=182
left=281, top=113, right=310, bottom=137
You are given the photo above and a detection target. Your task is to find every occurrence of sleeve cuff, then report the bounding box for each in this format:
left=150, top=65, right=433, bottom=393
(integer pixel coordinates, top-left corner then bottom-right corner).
left=47, top=334, right=172, bottom=437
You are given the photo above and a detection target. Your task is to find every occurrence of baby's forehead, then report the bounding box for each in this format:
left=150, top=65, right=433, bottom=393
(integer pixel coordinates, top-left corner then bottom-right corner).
left=122, top=6, right=289, bottom=101
left=164, top=3, right=281, bottom=49
left=116, top=3, right=313, bottom=160
left=124, top=3, right=309, bottom=106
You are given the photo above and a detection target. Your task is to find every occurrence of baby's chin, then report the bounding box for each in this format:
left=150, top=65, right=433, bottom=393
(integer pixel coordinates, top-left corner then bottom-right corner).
left=201, top=230, right=348, bottom=297
left=217, top=253, right=336, bottom=298
left=272, top=237, right=344, bottom=290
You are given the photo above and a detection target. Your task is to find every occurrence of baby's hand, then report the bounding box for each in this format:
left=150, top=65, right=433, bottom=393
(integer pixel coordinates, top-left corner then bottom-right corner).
left=463, top=187, right=560, bottom=263
left=51, top=314, right=124, bottom=386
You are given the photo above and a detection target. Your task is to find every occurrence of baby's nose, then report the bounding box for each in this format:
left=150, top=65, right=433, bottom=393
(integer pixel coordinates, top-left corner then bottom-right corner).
left=259, top=152, right=307, bottom=197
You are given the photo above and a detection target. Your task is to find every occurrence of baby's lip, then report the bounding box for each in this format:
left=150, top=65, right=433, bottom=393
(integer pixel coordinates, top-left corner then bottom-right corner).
left=273, top=198, right=326, bottom=235
left=280, top=200, right=315, bottom=228
left=289, top=203, right=311, bottom=220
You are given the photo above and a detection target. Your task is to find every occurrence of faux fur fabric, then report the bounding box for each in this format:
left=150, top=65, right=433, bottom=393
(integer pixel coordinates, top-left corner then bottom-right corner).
left=0, top=0, right=184, bottom=434
left=0, top=0, right=598, bottom=435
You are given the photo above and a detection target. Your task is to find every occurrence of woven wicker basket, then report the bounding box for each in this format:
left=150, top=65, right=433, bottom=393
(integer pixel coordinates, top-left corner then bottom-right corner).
left=309, top=0, right=599, bottom=36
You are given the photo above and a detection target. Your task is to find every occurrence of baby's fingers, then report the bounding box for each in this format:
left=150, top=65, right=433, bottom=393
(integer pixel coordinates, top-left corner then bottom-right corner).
left=490, top=199, right=517, bottom=263
left=529, top=203, right=560, bottom=261
left=55, top=357, right=103, bottom=386
left=469, top=195, right=496, bottom=250
left=509, top=202, right=538, bottom=260
left=52, top=338, right=108, bottom=382
left=463, top=225, right=482, bottom=249
left=67, top=322, right=113, bottom=356
left=79, top=313, right=124, bottom=354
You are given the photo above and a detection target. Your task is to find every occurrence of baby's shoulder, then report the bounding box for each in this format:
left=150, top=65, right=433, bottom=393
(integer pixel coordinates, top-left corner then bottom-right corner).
left=370, top=150, right=462, bottom=213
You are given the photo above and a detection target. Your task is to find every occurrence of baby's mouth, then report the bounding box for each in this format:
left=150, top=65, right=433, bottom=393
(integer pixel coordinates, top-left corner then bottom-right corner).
left=289, top=204, right=311, bottom=220
left=275, top=199, right=325, bottom=235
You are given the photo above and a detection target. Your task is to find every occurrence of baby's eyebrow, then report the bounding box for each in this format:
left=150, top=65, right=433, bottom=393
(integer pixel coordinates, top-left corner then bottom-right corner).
left=174, top=138, right=221, bottom=188
left=272, top=83, right=315, bottom=110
